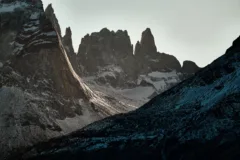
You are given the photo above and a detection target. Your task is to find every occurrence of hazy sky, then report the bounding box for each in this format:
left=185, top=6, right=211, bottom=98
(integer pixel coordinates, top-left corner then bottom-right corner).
left=42, top=0, right=240, bottom=67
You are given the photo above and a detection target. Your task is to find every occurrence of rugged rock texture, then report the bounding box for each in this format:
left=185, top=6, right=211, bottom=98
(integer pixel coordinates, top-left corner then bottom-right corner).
left=76, top=28, right=199, bottom=106
left=77, top=28, right=137, bottom=88
left=0, top=1, right=134, bottom=159
left=134, top=28, right=157, bottom=57
left=77, top=28, right=135, bottom=74
left=62, top=27, right=80, bottom=74
left=20, top=35, right=240, bottom=160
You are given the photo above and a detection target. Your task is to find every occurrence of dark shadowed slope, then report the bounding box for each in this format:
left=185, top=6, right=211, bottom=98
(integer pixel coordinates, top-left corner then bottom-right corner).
left=20, top=35, right=240, bottom=160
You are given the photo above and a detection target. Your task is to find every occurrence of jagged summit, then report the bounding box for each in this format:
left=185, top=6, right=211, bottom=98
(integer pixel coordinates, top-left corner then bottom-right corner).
left=65, top=27, right=72, bottom=36
left=73, top=27, right=200, bottom=106
left=63, top=27, right=74, bottom=53
left=77, top=28, right=134, bottom=75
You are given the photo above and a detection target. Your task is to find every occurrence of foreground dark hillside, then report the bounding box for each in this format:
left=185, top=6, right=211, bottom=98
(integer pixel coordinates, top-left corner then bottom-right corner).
left=19, top=36, right=240, bottom=160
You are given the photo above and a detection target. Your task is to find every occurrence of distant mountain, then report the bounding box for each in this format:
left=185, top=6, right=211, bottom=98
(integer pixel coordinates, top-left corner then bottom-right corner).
left=21, top=35, right=240, bottom=160
left=75, top=27, right=200, bottom=106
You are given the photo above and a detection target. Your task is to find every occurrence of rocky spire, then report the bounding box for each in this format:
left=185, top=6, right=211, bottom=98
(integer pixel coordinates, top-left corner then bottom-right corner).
left=76, top=28, right=134, bottom=74
left=135, top=28, right=157, bottom=56
left=226, top=36, right=240, bottom=54
left=63, top=27, right=74, bottom=54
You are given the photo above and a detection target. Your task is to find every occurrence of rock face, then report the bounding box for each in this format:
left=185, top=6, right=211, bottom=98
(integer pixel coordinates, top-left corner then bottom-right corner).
left=76, top=28, right=200, bottom=106
left=0, top=1, right=134, bottom=159
left=63, top=27, right=74, bottom=54
left=134, top=28, right=157, bottom=57
left=77, top=28, right=135, bottom=75
left=21, top=35, right=240, bottom=160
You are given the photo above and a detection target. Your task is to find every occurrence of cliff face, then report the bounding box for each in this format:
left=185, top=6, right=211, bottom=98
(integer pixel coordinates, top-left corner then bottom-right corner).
left=77, top=28, right=135, bottom=75
left=0, top=1, right=134, bottom=159
left=62, top=27, right=80, bottom=74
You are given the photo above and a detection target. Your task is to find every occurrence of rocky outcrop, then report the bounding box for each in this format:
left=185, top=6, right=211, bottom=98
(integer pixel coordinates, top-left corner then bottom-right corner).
left=134, top=28, right=157, bottom=57
left=226, top=35, right=240, bottom=53
left=62, top=27, right=74, bottom=54
left=77, top=28, right=137, bottom=87
left=62, top=27, right=80, bottom=74
left=181, top=60, right=201, bottom=74
left=21, top=35, right=240, bottom=160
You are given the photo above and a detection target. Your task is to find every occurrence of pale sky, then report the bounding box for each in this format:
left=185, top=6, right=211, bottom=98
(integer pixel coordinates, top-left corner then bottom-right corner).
left=42, top=0, right=240, bottom=67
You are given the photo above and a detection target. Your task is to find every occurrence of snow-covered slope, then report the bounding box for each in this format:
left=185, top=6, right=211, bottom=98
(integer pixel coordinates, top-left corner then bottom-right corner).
left=83, top=69, right=183, bottom=105
left=21, top=36, right=240, bottom=160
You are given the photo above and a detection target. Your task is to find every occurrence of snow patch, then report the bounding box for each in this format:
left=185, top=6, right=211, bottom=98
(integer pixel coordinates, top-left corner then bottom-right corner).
left=0, top=2, right=28, bottom=13
left=24, top=26, right=39, bottom=32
